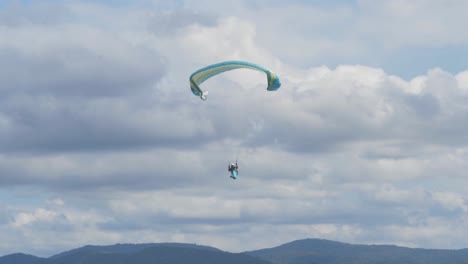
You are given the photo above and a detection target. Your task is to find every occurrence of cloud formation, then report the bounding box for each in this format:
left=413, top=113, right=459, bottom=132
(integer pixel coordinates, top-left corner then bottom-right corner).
left=1, top=0, right=468, bottom=257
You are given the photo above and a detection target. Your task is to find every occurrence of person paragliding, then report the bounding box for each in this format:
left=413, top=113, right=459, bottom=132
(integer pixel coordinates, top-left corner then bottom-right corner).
left=228, top=161, right=239, bottom=180
left=189, top=61, right=281, bottom=180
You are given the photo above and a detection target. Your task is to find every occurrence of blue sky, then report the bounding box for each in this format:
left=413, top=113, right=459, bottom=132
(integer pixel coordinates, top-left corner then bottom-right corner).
left=1, top=0, right=468, bottom=257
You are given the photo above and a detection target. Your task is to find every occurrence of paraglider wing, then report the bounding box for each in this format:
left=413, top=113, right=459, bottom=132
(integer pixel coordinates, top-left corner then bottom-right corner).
left=189, top=61, right=281, bottom=100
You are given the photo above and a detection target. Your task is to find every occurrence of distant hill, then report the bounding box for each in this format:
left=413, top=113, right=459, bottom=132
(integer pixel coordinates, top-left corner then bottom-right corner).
left=3, top=239, right=468, bottom=264
left=246, top=238, right=468, bottom=264
left=50, top=242, right=221, bottom=259
left=125, top=246, right=271, bottom=264
left=0, top=244, right=269, bottom=264
left=0, top=253, right=46, bottom=264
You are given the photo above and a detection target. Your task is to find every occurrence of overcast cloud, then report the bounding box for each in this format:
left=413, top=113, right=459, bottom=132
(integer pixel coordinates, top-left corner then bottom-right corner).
left=1, top=0, right=468, bottom=257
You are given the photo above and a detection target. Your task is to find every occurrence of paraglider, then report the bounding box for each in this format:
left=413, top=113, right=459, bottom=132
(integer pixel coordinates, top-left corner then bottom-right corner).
left=189, top=60, right=281, bottom=101
left=189, top=61, right=281, bottom=180
left=228, top=161, right=239, bottom=180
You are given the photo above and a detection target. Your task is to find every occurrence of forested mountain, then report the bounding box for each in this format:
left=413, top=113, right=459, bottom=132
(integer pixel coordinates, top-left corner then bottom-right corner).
left=3, top=239, right=468, bottom=264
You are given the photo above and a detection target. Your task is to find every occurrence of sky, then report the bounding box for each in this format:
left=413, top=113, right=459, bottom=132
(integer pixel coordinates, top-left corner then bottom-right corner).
left=1, top=0, right=468, bottom=257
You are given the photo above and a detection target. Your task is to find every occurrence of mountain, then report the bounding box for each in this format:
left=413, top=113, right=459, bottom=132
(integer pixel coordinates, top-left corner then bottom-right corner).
left=246, top=238, right=468, bottom=264
left=125, top=246, right=271, bottom=264
left=3, top=239, right=468, bottom=264
left=50, top=242, right=220, bottom=259
left=0, top=253, right=46, bottom=264
left=1, top=244, right=269, bottom=264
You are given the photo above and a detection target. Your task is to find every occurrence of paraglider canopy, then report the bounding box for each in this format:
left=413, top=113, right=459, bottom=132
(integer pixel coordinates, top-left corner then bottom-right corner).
left=189, top=60, right=281, bottom=100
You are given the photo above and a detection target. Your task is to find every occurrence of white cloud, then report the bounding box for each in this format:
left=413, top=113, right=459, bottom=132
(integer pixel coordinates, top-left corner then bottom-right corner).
left=12, top=208, right=60, bottom=227
left=432, top=191, right=468, bottom=212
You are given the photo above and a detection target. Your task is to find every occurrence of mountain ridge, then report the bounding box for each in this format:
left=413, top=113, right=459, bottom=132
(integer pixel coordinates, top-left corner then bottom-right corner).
left=49, top=242, right=221, bottom=259
left=246, top=238, right=468, bottom=264
left=3, top=239, right=468, bottom=264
